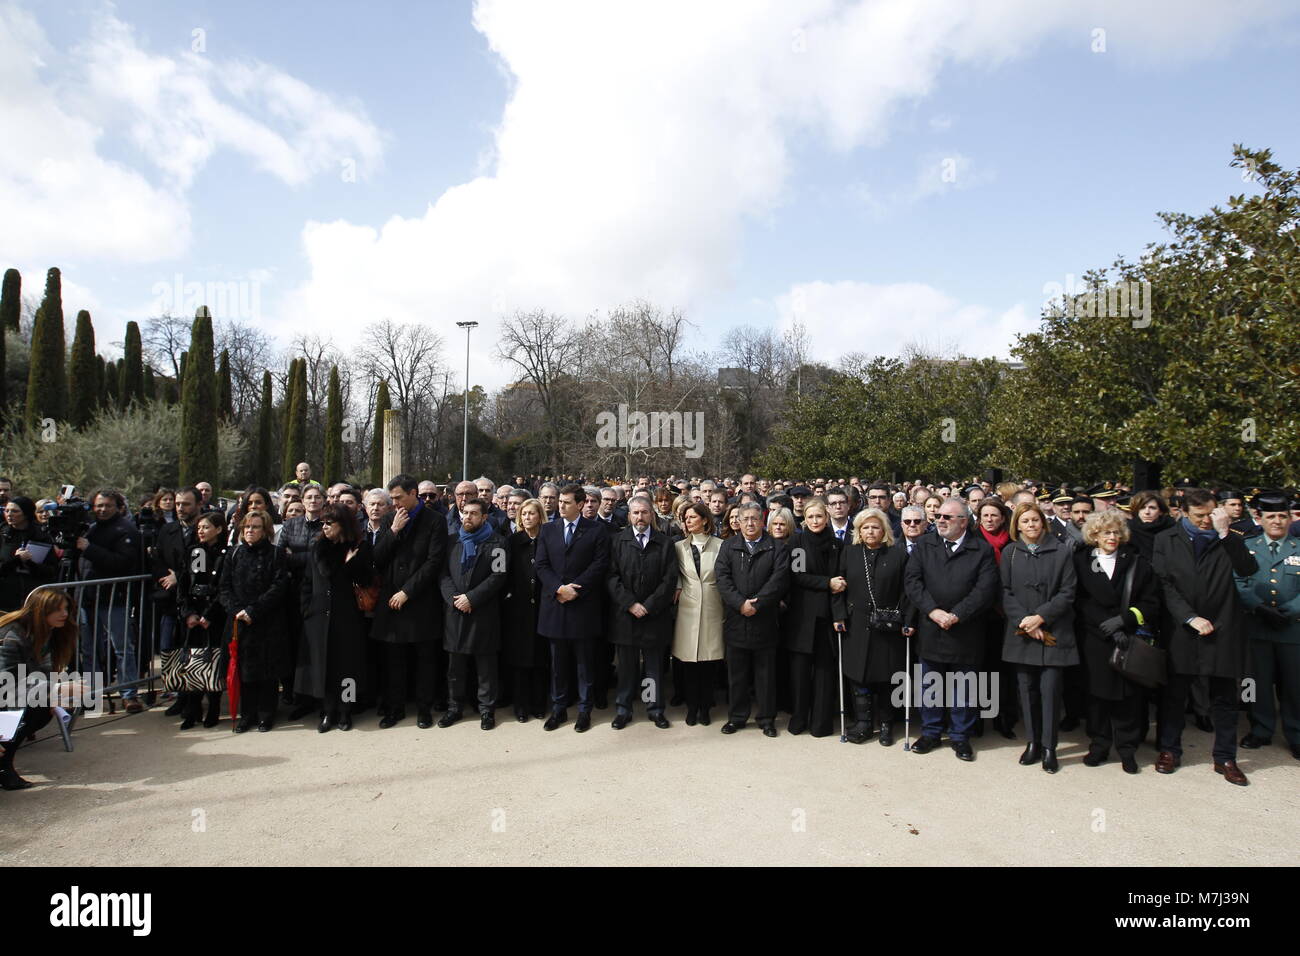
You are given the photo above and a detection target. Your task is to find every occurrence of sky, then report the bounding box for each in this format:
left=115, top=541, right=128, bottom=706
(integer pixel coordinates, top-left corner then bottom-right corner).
left=3, top=0, right=1298, bottom=392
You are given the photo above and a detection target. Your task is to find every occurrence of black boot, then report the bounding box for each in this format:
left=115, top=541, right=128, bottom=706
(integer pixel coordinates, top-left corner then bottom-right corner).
left=203, top=693, right=222, bottom=728
left=164, top=694, right=186, bottom=717
left=179, top=692, right=202, bottom=730
left=845, top=692, right=873, bottom=744
left=0, top=744, right=32, bottom=790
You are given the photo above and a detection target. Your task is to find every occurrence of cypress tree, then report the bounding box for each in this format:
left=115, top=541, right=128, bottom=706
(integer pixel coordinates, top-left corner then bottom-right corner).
left=25, top=267, right=67, bottom=428
left=255, top=370, right=274, bottom=487
left=279, top=358, right=299, bottom=445
left=177, top=350, right=187, bottom=392
left=68, top=310, right=97, bottom=429
left=143, top=365, right=156, bottom=401
left=218, top=349, right=233, bottom=420
left=0, top=269, right=14, bottom=412
left=324, top=365, right=343, bottom=482
left=0, top=269, right=19, bottom=334
left=119, top=320, right=144, bottom=408
left=179, top=307, right=220, bottom=487
left=370, top=379, right=390, bottom=488
left=104, top=360, right=119, bottom=406
left=281, top=358, right=307, bottom=482
left=95, top=355, right=106, bottom=408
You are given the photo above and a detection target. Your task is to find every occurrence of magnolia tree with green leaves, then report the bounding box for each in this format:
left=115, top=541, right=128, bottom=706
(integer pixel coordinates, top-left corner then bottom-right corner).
left=989, top=145, right=1300, bottom=487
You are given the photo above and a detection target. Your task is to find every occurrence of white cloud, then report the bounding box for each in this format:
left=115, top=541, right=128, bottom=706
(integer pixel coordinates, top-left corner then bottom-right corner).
left=284, top=0, right=1284, bottom=390
left=0, top=3, right=383, bottom=265
left=775, top=279, right=1037, bottom=364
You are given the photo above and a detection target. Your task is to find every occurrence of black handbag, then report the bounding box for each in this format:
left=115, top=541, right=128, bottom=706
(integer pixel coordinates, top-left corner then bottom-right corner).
left=1107, top=560, right=1167, bottom=688
left=862, top=548, right=903, bottom=632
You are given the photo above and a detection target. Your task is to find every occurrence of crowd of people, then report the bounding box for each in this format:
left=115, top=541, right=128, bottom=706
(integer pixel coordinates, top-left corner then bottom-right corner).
left=1, top=464, right=1298, bottom=790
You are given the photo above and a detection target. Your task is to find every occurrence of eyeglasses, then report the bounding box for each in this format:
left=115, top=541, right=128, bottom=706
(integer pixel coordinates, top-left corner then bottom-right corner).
left=901, top=519, right=924, bottom=525
left=937, top=514, right=964, bottom=521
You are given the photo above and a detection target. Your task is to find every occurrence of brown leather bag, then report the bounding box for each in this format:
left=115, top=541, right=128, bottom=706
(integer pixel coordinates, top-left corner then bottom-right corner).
left=353, top=578, right=380, bottom=613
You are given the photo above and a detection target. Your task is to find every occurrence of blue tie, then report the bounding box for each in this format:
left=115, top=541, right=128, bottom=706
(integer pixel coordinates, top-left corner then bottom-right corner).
left=565, top=521, right=574, bottom=547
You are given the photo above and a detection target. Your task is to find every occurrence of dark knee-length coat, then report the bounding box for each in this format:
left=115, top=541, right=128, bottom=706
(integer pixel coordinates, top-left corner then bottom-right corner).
left=1073, top=546, right=1162, bottom=700
left=832, top=542, right=913, bottom=683
left=219, top=538, right=291, bottom=682
left=502, top=531, right=546, bottom=668
left=782, top=526, right=841, bottom=655
left=440, top=532, right=509, bottom=655
left=295, top=537, right=372, bottom=700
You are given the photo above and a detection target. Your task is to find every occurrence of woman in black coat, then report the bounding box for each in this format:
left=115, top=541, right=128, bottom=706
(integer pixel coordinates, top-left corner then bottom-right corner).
left=1127, top=490, right=1175, bottom=562
left=833, top=508, right=914, bottom=745
left=1073, top=510, right=1161, bottom=774
left=0, top=497, right=59, bottom=612
left=782, top=499, right=843, bottom=737
left=174, top=511, right=229, bottom=729
left=501, top=500, right=549, bottom=721
left=297, top=505, right=372, bottom=732
left=219, top=511, right=290, bottom=733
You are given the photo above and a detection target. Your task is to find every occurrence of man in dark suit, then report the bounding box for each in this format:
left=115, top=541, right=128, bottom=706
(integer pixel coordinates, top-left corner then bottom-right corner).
left=535, top=483, right=611, bottom=732
left=715, top=501, right=790, bottom=737
left=1151, top=487, right=1258, bottom=784
left=371, top=473, right=449, bottom=729
left=438, top=497, right=509, bottom=730
left=897, top=505, right=927, bottom=555
left=594, top=487, right=627, bottom=533
left=903, top=498, right=999, bottom=760
left=606, top=497, right=679, bottom=729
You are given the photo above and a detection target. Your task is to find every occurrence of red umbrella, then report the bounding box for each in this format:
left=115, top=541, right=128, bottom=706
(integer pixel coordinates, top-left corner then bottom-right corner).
left=226, top=619, right=241, bottom=720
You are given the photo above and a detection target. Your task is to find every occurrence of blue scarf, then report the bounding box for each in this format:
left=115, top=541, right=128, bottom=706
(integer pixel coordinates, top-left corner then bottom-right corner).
left=1181, top=517, right=1218, bottom=561
left=458, top=522, right=493, bottom=571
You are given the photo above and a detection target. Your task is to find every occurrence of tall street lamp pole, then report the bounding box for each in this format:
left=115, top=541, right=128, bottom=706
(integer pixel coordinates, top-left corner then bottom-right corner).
left=455, top=321, right=478, bottom=481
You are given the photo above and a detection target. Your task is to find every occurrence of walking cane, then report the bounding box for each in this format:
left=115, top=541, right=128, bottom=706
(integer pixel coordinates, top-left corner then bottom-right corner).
left=903, top=630, right=911, bottom=752
left=837, top=626, right=847, bottom=742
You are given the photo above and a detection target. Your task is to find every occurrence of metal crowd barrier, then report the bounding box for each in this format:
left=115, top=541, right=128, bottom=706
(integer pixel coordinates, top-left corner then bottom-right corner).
left=27, top=573, right=158, bottom=751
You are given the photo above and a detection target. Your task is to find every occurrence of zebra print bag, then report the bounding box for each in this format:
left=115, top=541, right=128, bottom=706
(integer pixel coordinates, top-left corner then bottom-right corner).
left=160, top=646, right=228, bottom=693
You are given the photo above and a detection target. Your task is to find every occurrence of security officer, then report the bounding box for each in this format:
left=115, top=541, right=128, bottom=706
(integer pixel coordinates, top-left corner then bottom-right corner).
left=1220, top=488, right=1261, bottom=539
left=1234, top=491, right=1300, bottom=760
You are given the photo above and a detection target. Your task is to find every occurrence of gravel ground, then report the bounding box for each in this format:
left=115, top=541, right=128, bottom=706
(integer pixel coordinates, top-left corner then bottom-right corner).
left=2, top=704, right=1296, bottom=866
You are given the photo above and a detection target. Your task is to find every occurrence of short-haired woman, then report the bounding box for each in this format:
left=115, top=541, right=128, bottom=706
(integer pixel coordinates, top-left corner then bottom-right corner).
left=767, top=507, right=795, bottom=541
left=784, top=498, right=844, bottom=737
left=502, top=499, right=550, bottom=722
left=1001, top=502, right=1077, bottom=772
left=1074, top=509, right=1160, bottom=774
left=0, top=589, right=78, bottom=788
left=833, top=508, right=913, bottom=745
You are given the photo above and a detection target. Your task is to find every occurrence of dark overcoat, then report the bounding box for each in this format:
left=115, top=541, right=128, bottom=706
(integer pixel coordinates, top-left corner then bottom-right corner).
left=902, top=532, right=999, bottom=667
left=440, top=532, right=509, bottom=655
left=534, top=516, right=610, bottom=640
left=1073, top=546, right=1161, bottom=700
left=714, top=534, right=790, bottom=650
left=832, top=542, right=913, bottom=683
left=371, top=504, right=448, bottom=645
left=606, top=525, right=678, bottom=648
left=999, top=537, right=1079, bottom=667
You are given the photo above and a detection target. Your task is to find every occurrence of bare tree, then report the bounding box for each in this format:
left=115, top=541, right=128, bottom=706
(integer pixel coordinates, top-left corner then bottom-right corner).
left=496, top=309, right=584, bottom=472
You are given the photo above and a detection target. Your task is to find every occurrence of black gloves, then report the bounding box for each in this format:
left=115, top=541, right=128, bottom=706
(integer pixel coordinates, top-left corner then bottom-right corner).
left=1098, top=615, right=1125, bottom=637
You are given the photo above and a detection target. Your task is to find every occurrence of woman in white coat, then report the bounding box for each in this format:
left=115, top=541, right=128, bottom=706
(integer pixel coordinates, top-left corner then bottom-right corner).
left=673, top=502, right=724, bottom=726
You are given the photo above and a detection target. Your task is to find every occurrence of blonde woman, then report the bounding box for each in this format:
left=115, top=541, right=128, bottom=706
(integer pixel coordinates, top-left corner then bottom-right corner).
left=832, top=508, right=913, bottom=745
left=784, top=498, right=844, bottom=737
left=767, top=507, right=795, bottom=541
left=503, top=499, right=549, bottom=721
left=672, top=502, right=724, bottom=725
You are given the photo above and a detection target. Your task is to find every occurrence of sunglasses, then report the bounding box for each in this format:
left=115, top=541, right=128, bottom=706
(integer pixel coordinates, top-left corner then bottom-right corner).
left=419, top=493, right=438, bottom=499
left=901, top=519, right=924, bottom=525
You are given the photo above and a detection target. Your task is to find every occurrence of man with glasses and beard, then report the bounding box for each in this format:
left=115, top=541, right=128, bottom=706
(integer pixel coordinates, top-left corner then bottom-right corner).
left=903, top=500, right=999, bottom=760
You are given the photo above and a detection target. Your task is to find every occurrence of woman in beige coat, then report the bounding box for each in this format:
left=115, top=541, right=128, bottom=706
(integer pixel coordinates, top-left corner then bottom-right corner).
left=673, top=502, right=724, bottom=726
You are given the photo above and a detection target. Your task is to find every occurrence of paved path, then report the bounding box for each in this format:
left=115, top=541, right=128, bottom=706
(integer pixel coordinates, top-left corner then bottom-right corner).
left=2, top=705, right=1295, bottom=866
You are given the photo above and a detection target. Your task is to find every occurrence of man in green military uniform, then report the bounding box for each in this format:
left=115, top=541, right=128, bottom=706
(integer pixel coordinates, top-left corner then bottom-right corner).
left=1234, top=491, right=1300, bottom=760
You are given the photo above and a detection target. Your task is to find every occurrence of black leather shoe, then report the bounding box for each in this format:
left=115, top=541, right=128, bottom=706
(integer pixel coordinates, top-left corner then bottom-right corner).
left=179, top=716, right=198, bottom=730
left=203, top=703, right=221, bottom=728
left=1292, top=742, right=1300, bottom=761
left=879, top=723, right=894, bottom=747
left=787, top=720, right=807, bottom=736
left=1019, top=742, right=1041, bottom=765
left=514, top=711, right=528, bottom=723
left=480, top=712, right=495, bottom=731
left=612, top=713, right=631, bottom=730
left=543, top=711, right=566, bottom=731
left=1083, top=749, right=1107, bottom=767
left=952, top=739, right=974, bottom=761
left=257, top=719, right=273, bottom=733
left=337, top=713, right=353, bottom=731
left=234, top=718, right=254, bottom=734
left=910, top=735, right=939, bottom=754
left=418, top=709, right=435, bottom=729
left=761, top=724, right=778, bottom=738
left=1239, top=733, right=1269, bottom=749
left=721, top=721, right=743, bottom=735
left=1120, top=753, right=1139, bottom=774
left=437, top=710, right=461, bottom=729
left=652, top=714, right=670, bottom=729
left=845, top=724, right=871, bottom=745
left=378, top=710, right=405, bottom=729
left=1041, top=748, right=1059, bottom=773
left=531, top=710, right=546, bottom=720
left=698, top=709, right=712, bottom=726
left=1192, top=714, right=1213, bottom=734
left=575, top=712, right=592, bottom=733
left=0, top=768, right=33, bottom=790
left=289, top=703, right=314, bottom=721
left=685, top=708, right=698, bottom=726
left=318, top=714, right=334, bottom=733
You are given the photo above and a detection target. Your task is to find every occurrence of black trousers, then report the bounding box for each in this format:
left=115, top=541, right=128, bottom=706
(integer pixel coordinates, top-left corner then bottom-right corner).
left=1087, top=693, right=1143, bottom=757
left=1159, top=673, right=1240, bottom=763
left=549, top=638, right=596, bottom=715
left=1017, top=664, right=1063, bottom=749
left=679, top=659, right=717, bottom=713
left=239, top=680, right=279, bottom=721
left=448, top=652, right=498, bottom=714
left=614, top=643, right=665, bottom=716
left=726, top=645, right=777, bottom=725
left=510, top=664, right=550, bottom=717
left=788, top=632, right=838, bottom=736
left=382, top=641, right=444, bottom=712
left=1, top=707, right=52, bottom=766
